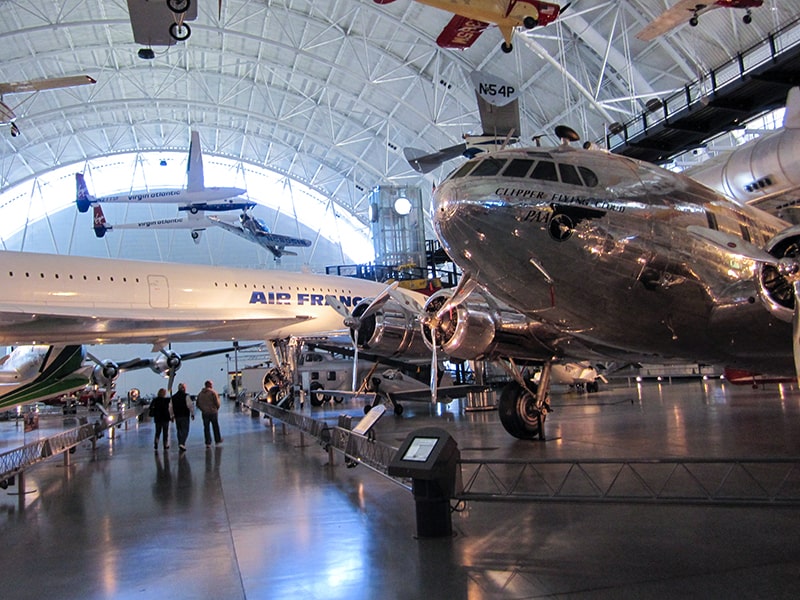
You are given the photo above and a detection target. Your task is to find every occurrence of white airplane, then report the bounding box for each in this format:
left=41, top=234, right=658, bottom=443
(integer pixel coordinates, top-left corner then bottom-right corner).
left=685, top=86, right=800, bottom=218
left=92, top=204, right=213, bottom=244
left=208, top=212, right=312, bottom=259
left=637, top=0, right=762, bottom=41
left=0, top=75, right=96, bottom=137
left=0, top=249, right=427, bottom=406
left=75, top=130, right=253, bottom=214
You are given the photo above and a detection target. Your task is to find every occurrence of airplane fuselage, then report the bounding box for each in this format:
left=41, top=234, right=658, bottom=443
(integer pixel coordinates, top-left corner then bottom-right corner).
left=0, top=251, right=400, bottom=346
left=433, top=145, right=795, bottom=373
left=92, top=187, right=246, bottom=207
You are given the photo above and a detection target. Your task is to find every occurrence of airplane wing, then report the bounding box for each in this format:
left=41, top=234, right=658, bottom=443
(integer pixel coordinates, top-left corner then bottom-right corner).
left=126, top=0, right=198, bottom=46
left=636, top=1, right=718, bottom=41
left=436, top=15, right=490, bottom=49
left=471, top=71, right=521, bottom=138
left=0, top=307, right=313, bottom=346
left=0, top=75, right=96, bottom=95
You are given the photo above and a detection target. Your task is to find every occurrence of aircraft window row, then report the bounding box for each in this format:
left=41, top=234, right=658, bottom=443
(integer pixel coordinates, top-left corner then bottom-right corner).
left=8, top=272, right=138, bottom=283
left=212, top=281, right=350, bottom=294
left=452, top=157, right=598, bottom=187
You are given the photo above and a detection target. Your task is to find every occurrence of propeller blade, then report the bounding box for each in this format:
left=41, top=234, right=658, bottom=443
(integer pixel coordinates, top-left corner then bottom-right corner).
left=793, top=281, right=800, bottom=386
left=352, top=344, right=359, bottom=391
left=325, top=294, right=351, bottom=319
left=167, top=369, right=176, bottom=396
left=430, top=333, right=438, bottom=403
left=435, top=273, right=477, bottom=321
left=361, top=281, right=400, bottom=321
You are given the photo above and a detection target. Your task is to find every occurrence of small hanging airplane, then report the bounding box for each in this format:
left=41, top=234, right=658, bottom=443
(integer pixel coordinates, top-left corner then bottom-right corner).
left=208, top=212, right=312, bottom=260
left=374, top=0, right=563, bottom=53
left=636, top=0, right=762, bottom=41
left=0, top=75, right=96, bottom=137
left=92, top=204, right=213, bottom=244
left=126, top=0, right=198, bottom=51
left=76, top=130, right=253, bottom=215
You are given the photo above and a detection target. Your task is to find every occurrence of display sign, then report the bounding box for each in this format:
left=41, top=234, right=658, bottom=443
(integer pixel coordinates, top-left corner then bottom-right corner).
left=401, top=436, right=439, bottom=462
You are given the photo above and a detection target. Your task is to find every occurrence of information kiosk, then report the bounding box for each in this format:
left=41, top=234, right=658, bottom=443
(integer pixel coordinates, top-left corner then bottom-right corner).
left=388, top=427, right=460, bottom=538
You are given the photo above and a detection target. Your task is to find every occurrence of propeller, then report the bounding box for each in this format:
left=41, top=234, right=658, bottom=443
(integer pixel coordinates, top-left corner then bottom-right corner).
left=326, top=281, right=402, bottom=390
left=687, top=225, right=800, bottom=384
left=421, top=272, right=480, bottom=401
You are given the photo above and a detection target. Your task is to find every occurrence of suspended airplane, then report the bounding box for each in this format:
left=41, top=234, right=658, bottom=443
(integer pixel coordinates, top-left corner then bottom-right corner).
left=92, top=204, right=213, bottom=244
left=127, top=0, right=197, bottom=52
left=0, top=75, right=96, bottom=137
left=636, top=0, right=762, bottom=41
left=76, top=130, right=253, bottom=214
left=374, top=0, right=563, bottom=53
left=405, top=71, right=521, bottom=173
left=0, top=342, right=245, bottom=412
left=685, top=86, right=800, bottom=218
left=207, top=212, right=312, bottom=260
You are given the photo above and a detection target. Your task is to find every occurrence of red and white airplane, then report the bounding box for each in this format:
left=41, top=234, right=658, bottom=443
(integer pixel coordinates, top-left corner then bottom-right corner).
left=375, top=0, right=563, bottom=53
left=637, top=0, right=763, bottom=41
left=0, top=75, right=96, bottom=137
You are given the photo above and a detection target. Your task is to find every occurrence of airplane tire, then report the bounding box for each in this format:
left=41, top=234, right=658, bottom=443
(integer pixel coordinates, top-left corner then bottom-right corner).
left=523, top=16, right=538, bottom=29
left=167, top=0, right=190, bottom=13
left=689, top=16, right=698, bottom=27
left=393, top=403, right=404, bottom=416
left=309, top=382, right=328, bottom=407
left=743, top=14, right=752, bottom=24
left=169, top=22, right=191, bottom=41
left=498, top=381, right=544, bottom=440
left=501, top=42, right=513, bottom=54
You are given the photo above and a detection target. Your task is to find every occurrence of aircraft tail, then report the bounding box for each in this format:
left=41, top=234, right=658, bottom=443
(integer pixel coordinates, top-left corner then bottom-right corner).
left=186, top=130, right=204, bottom=192
left=75, top=173, right=95, bottom=213
left=93, top=205, right=111, bottom=238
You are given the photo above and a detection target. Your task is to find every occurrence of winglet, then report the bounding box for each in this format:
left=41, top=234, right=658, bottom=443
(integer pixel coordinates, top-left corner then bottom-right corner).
left=75, top=173, right=94, bottom=213
left=93, top=205, right=111, bottom=238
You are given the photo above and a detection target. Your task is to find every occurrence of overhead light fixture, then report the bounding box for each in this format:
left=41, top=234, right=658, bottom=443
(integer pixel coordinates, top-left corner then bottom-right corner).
left=394, top=196, right=412, bottom=216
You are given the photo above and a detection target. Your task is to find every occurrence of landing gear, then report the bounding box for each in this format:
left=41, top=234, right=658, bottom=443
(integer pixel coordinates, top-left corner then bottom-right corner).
left=498, top=380, right=550, bottom=439
left=689, top=16, right=699, bottom=27
left=523, top=16, right=538, bottom=29
left=10, top=123, right=20, bottom=137
left=169, top=22, right=191, bottom=42
left=167, top=0, right=190, bottom=13
left=743, top=10, right=752, bottom=25
left=309, top=381, right=330, bottom=407
left=501, top=41, right=513, bottom=54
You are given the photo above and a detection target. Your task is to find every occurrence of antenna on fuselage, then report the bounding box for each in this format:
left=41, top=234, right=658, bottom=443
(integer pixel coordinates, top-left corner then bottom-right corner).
left=555, top=125, right=580, bottom=145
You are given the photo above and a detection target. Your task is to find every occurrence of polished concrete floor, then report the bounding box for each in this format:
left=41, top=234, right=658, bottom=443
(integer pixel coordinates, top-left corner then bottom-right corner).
left=2, top=378, right=800, bottom=599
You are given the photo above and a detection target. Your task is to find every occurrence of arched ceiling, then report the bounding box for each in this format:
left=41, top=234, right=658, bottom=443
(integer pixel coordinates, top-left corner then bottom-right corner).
left=1, top=0, right=799, bottom=232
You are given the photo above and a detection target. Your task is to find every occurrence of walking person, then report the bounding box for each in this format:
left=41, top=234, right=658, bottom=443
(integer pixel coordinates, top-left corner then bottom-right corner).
left=150, top=388, right=173, bottom=451
left=171, top=382, right=194, bottom=452
left=196, top=380, right=222, bottom=447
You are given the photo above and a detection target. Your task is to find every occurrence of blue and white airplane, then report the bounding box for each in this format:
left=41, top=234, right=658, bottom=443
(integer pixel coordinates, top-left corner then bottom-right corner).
left=76, top=130, right=253, bottom=215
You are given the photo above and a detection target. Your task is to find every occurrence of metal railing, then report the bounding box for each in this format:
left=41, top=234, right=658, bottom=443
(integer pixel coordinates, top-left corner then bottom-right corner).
left=0, top=406, right=147, bottom=485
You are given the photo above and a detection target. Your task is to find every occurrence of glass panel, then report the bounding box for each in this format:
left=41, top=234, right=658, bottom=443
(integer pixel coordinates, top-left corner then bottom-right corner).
left=558, top=163, right=583, bottom=186
left=530, top=160, right=558, bottom=182
left=502, top=159, right=534, bottom=178
left=470, top=158, right=507, bottom=177
left=578, top=166, right=598, bottom=187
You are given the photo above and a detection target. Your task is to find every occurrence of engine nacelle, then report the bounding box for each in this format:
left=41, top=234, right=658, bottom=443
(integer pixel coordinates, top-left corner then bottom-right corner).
left=757, top=227, right=800, bottom=323
left=350, top=296, right=429, bottom=359
left=422, top=289, right=560, bottom=362
left=92, top=360, right=120, bottom=387
left=151, top=351, right=182, bottom=376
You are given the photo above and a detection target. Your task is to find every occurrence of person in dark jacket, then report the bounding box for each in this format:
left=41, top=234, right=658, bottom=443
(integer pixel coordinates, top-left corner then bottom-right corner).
left=150, top=388, right=173, bottom=451
left=196, top=380, right=222, bottom=447
left=171, top=382, right=194, bottom=452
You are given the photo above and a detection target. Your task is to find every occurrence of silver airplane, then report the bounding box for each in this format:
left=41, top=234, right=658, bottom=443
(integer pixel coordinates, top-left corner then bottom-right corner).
left=342, top=126, right=800, bottom=439
left=208, top=212, right=312, bottom=260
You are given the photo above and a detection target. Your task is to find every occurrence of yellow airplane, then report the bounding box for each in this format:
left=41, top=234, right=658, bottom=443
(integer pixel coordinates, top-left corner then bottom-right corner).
left=374, top=0, right=565, bottom=53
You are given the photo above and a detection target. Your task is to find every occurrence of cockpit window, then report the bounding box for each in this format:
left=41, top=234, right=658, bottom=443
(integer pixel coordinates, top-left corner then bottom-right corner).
left=530, top=160, right=558, bottom=182
left=470, top=158, right=506, bottom=177
left=579, top=166, right=598, bottom=187
left=558, top=163, right=582, bottom=186
left=451, top=161, right=478, bottom=179
left=502, top=159, right=534, bottom=178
